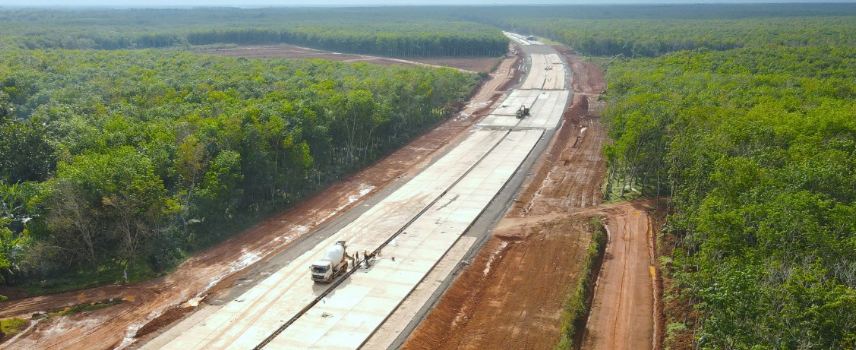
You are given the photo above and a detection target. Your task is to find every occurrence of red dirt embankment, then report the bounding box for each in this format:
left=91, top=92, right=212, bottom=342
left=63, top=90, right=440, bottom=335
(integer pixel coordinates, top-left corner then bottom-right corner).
left=403, top=49, right=609, bottom=350
left=405, top=216, right=594, bottom=350
left=0, top=51, right=522, bottom=350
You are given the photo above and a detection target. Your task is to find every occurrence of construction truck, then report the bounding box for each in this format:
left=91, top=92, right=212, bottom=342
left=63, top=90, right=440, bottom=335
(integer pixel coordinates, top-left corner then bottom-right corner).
left=516, top=105, right=530, bottom=119
left=310, top=241, right=351, bottom=283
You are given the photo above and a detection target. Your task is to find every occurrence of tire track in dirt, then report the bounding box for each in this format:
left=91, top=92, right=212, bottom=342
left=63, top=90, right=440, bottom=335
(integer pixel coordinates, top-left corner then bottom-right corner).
left=0, top=52, right=522, bottom=350
left=582, top=202, right=657, bottom=350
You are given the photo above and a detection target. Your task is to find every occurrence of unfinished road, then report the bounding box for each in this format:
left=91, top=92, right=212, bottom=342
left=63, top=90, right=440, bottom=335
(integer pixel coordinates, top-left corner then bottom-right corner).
left=403, top=40, right=609, bottom=350
left=140, top=34, right=570, bottom=350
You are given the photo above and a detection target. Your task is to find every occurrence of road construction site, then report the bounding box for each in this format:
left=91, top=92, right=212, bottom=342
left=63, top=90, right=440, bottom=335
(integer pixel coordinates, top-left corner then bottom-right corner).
left=0, top=22, right=667, bottom=350
left=0, top=32, right=662, bottom=350
left=134, top=34, right=571, bottom=350
left=403, top=44, right=660, bottom=350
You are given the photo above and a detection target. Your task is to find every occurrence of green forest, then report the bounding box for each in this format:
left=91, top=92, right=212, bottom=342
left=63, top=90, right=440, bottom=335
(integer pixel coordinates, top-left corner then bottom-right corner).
left=1, top=3, right=855, bottom=348
left=502, top=17, right=856, bottom=57
left=604, top=45, right=856, bottom=349
left=0, top=8, right=508, bottom=57
left=0, top=49, right=476, bottom=291
left=502, top=5, right=856, bottom=349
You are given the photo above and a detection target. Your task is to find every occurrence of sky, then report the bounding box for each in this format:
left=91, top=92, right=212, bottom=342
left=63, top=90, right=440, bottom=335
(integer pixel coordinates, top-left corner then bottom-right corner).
left=1, top=0, right=853, bottom=7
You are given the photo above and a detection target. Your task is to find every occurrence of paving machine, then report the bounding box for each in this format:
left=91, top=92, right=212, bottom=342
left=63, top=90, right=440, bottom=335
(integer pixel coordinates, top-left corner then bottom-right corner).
left=516, top=105, right=530, bottom=119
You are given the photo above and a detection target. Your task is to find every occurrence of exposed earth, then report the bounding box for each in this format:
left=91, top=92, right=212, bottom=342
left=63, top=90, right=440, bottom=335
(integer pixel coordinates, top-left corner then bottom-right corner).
left=581, top=201, right=659, bottom=350
left=196, top=43, right=502, bottom=73
left=402, top=47, right=612, bottom=350
left=402, top=47, right=661, bottom=350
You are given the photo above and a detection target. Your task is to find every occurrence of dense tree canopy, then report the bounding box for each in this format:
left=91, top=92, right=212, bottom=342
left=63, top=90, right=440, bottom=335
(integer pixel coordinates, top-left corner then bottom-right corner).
left=0, top=49, right=477, bottom=287
left=0, top=8, right=508, bottom=57
left=597, top=25, right=856, bottom=350
left=498, top=17, right=856, bottom=57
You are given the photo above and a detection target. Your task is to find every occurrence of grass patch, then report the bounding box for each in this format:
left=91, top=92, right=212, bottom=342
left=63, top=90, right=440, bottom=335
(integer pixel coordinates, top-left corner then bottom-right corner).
left=20, top=260, right=160, bottom=296
left=0, top=317, right=29, bottom=339
left=555, top=216, right=608, bottom=349
left=537, top=36, right=563, bottom=46
left=604, top=174, right=645, bottom=202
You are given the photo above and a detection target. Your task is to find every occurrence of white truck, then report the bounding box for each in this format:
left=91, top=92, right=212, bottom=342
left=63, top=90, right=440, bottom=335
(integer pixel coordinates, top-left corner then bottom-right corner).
left=310, top=241, right=351, bottom=283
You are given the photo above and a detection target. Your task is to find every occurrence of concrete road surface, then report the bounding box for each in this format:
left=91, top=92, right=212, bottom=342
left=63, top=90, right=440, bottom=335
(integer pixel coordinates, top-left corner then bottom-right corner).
left=144, top=32, right=571, bottom=350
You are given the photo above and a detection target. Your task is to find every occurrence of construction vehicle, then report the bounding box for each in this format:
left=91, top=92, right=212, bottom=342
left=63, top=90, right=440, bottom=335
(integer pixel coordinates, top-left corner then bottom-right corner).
left=310, top=241, right=351, bottom=283
left=516, top=105, right=530, bottom=119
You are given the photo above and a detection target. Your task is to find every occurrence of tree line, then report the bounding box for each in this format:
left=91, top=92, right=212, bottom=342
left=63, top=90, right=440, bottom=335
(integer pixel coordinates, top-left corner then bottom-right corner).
left=0, top=8, right=508, bottom=57
left=186, top=26, right=508, bottom=58
left=602, top=35, right=856, bottom=350
left=14, top=25, right=507, bottom=58
left=0, top=49, right=477, bottom=292
left=498, top=16, right=856, bottom=57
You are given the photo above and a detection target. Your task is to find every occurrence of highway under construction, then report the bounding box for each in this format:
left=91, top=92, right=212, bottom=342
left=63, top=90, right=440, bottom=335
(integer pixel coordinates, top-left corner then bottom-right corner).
left=140, top=33, right=571, bottom=350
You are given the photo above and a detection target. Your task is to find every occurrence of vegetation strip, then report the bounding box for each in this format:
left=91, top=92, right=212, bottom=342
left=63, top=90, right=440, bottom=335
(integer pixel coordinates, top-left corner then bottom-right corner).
left=556, top=217, right=607, bottom=349
left=0, top=317, right=28, bottom=342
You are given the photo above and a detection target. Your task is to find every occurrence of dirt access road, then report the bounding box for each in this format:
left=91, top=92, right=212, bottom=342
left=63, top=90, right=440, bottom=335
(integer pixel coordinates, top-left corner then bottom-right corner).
left=581, top=201, right=659, bottom=350
left=197, top=44, right=502, bottom=73
left=403, top=47, right=610, bottom=350
left=0, top=50, right=521, bottom=349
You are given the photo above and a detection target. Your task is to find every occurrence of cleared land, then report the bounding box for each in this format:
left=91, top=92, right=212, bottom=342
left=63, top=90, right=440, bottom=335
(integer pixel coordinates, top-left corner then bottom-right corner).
left=196, top=44, right=502, bottom=73
left=581, top=202, right=657, bottom=350
left=0, top=50, right=521, bottom=350
left=403, top=47, right=609, bottom=349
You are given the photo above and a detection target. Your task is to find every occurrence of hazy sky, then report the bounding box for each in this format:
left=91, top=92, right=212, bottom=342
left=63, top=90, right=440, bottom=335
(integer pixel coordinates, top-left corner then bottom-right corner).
left=2, top=0, right=853, bottom=7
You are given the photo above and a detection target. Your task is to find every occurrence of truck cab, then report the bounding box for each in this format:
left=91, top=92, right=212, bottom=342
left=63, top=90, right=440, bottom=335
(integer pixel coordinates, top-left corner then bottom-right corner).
left=311, top=260, right=334, bottom=282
